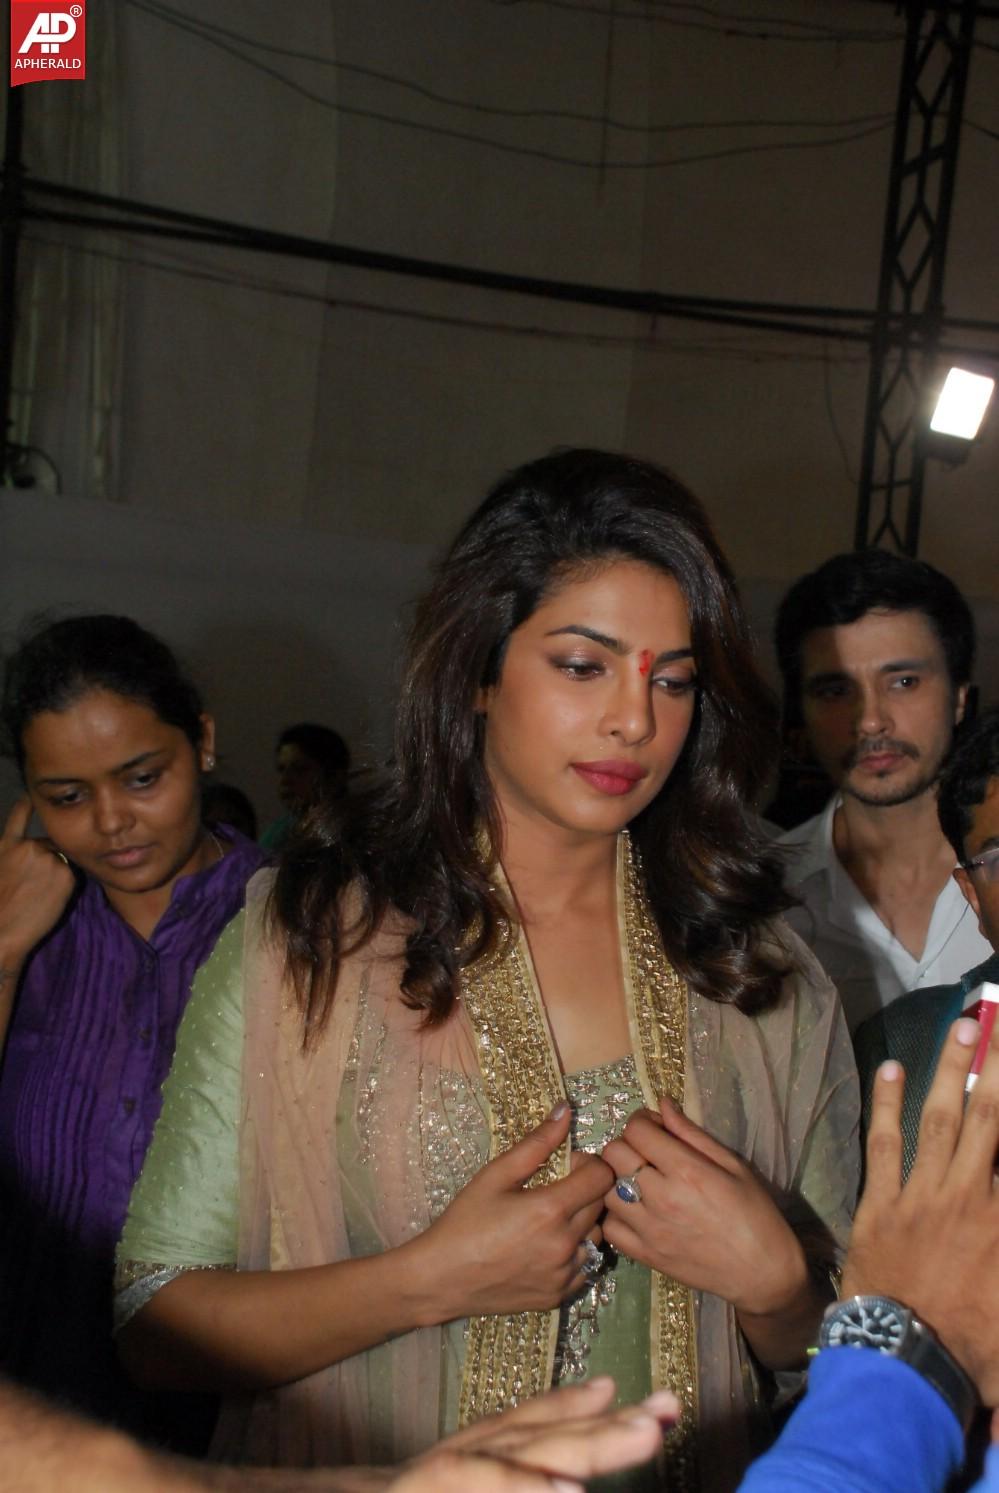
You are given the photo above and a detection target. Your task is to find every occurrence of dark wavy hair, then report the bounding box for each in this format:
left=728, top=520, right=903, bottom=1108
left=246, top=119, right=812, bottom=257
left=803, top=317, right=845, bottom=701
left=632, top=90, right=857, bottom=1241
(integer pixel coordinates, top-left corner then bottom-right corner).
left=938, top=707, right=999, bottom=863
left=2, top=614, right=205, bottom=775
left=775, top=550, right=975, bottom=719
left=272, top=448, right=791, bottom=1045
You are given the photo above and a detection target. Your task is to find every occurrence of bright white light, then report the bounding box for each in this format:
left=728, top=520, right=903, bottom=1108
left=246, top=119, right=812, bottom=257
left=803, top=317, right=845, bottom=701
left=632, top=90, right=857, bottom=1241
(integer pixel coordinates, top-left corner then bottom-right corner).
left=930, top=367, right=995, bottom=440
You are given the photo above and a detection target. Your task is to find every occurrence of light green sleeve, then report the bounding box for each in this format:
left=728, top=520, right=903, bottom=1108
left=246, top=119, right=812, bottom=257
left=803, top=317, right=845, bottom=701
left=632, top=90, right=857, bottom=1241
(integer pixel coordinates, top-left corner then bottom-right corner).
left=117, top=911, right=245, bottom=1273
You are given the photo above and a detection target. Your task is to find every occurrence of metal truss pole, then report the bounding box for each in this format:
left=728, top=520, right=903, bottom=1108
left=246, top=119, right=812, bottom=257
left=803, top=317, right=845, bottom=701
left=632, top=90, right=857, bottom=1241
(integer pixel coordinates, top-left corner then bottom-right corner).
left=855, top=0, right=977, bottom=554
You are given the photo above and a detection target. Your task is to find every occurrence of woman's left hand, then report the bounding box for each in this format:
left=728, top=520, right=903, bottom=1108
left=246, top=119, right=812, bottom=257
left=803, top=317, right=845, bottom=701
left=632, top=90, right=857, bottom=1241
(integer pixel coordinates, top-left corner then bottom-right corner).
left=602, top=1098, right=807, bottom=1319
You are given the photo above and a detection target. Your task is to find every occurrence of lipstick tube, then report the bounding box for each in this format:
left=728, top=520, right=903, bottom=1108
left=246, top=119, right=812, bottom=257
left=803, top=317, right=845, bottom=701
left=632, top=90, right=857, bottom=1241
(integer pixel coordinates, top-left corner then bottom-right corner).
left=965, top=981, right=999, bottom=1094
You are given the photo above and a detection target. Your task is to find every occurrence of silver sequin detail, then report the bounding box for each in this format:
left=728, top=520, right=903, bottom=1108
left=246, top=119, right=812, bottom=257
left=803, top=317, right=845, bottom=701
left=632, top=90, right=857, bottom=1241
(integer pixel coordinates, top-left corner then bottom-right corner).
left=113, top=1260, right=234, bottom=1333
left=567, top=1055, right=641, bottom=1154
left=554, top=1055, right=642, bottom=1382
left=418, top=1067, right=490, bottom=1221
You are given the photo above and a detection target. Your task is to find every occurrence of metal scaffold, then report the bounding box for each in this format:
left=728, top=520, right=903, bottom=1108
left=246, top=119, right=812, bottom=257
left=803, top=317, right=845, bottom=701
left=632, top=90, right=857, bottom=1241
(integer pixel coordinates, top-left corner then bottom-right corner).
left=855, top=0, right=978, bottom=554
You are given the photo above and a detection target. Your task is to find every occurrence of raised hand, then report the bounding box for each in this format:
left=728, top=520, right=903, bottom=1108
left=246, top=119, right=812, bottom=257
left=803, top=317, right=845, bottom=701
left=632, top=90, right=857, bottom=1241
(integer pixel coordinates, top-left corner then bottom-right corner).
left=602, top=1099, right=806, bottom=1320
left=411, top=1103, right=613, bottom=1321
left=843, top=1015, right=999, bottom=1405
left=0, top=798, right=76, bottom=1040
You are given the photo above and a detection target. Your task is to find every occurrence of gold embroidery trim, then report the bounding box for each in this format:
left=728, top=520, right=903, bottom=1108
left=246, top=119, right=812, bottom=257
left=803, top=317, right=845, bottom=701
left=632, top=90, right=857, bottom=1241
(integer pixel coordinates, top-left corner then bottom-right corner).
left=621, top=835, right=699, bottom=1491
left=456, top=919, right=567, bottom=1423
left=457, top=833, right=699, bottom=1493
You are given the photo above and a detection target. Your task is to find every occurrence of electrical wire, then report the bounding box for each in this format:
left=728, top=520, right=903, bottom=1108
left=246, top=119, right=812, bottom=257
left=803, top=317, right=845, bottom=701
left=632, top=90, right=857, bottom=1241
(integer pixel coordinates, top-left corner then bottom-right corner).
left=481, top=0, right=902, bottom=41
left=130, top=0, right=899, bottom=131
left=22, top=229, right=875, bottom=365
left=17, top=176, right=999, bottom=354
left=125, top=0, right=897, bottom=171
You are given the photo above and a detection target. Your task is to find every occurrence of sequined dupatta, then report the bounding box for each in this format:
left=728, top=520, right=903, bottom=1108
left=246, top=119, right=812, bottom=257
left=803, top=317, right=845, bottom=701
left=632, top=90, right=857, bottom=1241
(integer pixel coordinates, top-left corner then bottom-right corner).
left=222, top=851, right=859, bottom=1491
left=457, top=834, right=699, bottom=1488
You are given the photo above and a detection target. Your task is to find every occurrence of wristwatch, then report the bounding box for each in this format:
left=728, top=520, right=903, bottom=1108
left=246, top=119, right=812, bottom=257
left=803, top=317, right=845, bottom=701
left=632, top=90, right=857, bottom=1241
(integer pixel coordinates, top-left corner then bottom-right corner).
left=818, top=1296, right=978, bottom=1432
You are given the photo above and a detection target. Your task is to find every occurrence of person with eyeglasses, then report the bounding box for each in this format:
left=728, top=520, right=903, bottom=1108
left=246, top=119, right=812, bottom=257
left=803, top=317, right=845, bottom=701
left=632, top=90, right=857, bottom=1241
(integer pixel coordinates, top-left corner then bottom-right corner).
left=855, top=706, right=999, bottom=1178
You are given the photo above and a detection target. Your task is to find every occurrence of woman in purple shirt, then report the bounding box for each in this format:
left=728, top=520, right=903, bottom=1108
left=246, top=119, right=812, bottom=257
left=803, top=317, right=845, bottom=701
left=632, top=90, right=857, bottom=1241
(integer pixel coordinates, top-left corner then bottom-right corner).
left=0, top=615, right=265, bottom=1449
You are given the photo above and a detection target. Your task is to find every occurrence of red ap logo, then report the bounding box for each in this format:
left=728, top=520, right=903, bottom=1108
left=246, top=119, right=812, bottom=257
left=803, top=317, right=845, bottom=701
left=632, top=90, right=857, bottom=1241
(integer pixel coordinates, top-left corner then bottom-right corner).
left=10, top=3, right=87, bottom=86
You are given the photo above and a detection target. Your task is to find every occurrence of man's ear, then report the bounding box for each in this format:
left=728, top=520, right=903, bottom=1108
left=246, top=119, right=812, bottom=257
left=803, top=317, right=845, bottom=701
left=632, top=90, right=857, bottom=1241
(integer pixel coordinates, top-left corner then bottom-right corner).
left=954, top=865, right=984, bottom=934
left=955, top=682, right=969, bottom=727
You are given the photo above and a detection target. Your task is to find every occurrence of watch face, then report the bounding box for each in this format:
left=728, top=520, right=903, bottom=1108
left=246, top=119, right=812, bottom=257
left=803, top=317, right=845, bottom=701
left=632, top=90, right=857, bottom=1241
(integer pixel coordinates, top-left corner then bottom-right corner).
left=826, top=1298, right=907, bottom=1351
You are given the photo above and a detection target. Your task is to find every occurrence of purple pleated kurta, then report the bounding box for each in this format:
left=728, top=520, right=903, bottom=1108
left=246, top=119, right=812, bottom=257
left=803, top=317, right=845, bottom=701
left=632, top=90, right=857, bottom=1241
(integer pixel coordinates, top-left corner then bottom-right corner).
left=0, top=826, right=264, bottom=1448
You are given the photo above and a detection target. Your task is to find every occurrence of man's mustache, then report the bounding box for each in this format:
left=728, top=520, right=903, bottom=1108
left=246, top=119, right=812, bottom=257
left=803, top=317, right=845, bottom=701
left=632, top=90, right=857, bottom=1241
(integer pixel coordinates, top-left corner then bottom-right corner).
left=842, top=738, right=920, bottom=771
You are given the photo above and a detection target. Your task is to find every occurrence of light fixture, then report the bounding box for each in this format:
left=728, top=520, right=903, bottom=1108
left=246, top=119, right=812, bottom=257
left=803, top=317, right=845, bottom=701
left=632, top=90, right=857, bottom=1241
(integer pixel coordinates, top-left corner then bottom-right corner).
left=929, top=366, right=995, bottom=441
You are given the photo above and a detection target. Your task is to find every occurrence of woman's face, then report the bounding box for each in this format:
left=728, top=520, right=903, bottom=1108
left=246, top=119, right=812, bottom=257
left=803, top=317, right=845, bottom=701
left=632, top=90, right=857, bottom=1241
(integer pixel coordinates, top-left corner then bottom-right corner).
left=480, top=559, right=697, bottom=841
left=22, top=687, right=214, bottom=903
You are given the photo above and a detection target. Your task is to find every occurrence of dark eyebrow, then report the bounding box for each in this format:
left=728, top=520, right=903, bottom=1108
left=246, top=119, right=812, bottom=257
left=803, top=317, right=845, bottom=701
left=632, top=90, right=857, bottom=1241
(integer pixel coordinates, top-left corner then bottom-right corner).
left=544, top=625, right=693, bottom=664
left=878, top=658, right=932, bottom=674
left=34, top=749, right=167, bottom=787
left=969, top=835, right=999, bottom=859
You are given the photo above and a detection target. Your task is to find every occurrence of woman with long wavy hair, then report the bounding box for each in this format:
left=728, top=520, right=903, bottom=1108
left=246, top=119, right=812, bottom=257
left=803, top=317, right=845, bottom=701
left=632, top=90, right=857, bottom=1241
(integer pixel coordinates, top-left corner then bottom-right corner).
left=116, top=450, right=858, bottom=1491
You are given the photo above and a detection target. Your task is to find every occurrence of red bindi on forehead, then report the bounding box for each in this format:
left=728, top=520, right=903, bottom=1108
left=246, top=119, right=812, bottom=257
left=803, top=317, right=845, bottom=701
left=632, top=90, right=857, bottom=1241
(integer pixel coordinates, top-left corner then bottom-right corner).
left=637, top=649, right=653, bottom=677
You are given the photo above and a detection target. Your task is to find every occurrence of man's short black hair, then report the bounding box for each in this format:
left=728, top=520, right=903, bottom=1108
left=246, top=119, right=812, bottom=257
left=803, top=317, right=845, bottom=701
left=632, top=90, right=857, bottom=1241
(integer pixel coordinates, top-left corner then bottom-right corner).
left=774, top=549, right=975, bottom=711
left=938, top=708, right=999, bottom=863
left=277, top=722, right=350, bottom=777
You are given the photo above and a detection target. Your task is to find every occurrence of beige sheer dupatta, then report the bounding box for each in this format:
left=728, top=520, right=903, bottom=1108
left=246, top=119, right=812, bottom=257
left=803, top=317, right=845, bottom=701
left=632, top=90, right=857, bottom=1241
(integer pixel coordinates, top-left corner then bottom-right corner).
left=687, top=927, right=860, bottom=1491
left=211, top=877, right=488, bottom=1467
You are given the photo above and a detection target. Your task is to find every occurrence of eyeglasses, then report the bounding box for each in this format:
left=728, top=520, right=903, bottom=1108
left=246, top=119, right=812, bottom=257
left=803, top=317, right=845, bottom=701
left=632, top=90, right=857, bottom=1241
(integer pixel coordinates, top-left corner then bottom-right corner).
left=961, top=845, right=999, bottom=885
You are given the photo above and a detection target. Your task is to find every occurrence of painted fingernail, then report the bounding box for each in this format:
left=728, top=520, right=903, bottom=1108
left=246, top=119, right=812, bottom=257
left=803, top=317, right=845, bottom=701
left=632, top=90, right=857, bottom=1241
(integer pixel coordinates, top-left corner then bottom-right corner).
left=584, top=1374, right=615, bottom=1392
left=955, top=1017, right=981, bottom=1047
left=550, top=1101, right=570, bottom=1120
left=624, top=1411, right=661, bottom=1432
left=641, top=1390, right=680, bottom=1417
left=878, top=1060, right=903, bottom=1082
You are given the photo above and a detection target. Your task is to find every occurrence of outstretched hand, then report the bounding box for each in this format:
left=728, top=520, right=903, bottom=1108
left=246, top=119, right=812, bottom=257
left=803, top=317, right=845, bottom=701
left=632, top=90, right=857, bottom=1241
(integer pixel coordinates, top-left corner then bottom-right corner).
left=393, top=1376, right=676, bottom=1493
left=411, top=1103, right=613, bottom=1322
left=844, top=1013, right=999, bottom=1405
left=602, top=1098, right=807, bottom=1321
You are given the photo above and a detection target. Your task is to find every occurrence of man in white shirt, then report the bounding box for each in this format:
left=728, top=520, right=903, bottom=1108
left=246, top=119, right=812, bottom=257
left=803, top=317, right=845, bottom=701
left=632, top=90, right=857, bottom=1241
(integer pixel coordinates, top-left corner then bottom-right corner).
left=774, top=550, right=991, bottom=1033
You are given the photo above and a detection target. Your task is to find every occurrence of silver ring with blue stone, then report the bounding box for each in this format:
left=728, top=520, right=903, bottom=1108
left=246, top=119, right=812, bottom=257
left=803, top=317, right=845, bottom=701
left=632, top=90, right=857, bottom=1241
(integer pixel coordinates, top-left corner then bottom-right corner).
left=615, top=1167, right=644, bottom=1204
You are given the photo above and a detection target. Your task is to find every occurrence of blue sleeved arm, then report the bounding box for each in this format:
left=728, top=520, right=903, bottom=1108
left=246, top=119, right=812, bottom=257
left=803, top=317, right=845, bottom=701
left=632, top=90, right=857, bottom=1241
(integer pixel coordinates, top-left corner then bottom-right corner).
left=978, top=1446, right=999, bottom=1493
left=738, top=1349, right=965, bottom=1493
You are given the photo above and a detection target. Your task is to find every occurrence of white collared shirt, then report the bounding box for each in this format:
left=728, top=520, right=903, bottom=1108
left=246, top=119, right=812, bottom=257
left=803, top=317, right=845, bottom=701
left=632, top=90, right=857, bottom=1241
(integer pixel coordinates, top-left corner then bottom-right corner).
left=778, top=795, right=992, bottom=1033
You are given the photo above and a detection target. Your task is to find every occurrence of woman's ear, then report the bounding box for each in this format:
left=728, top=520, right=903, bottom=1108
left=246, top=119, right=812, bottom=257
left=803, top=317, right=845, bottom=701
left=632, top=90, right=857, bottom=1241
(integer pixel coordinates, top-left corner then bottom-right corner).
left=198, top=713, right=217, bottom=772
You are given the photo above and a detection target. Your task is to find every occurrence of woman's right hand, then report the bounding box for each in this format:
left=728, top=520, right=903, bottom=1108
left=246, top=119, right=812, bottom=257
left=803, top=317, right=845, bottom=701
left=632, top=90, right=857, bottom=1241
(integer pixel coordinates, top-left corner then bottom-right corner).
left=0, top=798, right=76, bottom=972
left=408, top=1103, right=612, bottom=1322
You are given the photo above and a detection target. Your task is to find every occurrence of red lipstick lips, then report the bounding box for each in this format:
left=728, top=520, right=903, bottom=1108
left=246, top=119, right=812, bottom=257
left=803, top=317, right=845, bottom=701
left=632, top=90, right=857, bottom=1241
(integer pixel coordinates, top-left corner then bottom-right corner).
left=571, top=760, right=648, bottom=796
